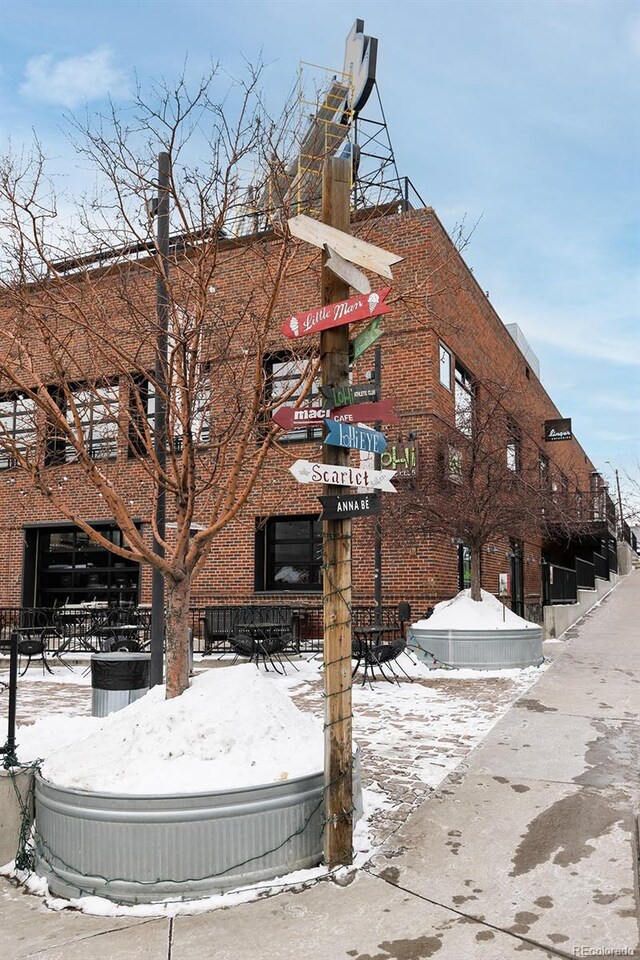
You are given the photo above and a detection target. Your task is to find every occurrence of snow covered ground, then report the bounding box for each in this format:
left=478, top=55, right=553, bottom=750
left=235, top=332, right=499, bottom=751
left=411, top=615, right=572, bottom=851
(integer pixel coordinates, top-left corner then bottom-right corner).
left=0, top=646, right=548, bottom=916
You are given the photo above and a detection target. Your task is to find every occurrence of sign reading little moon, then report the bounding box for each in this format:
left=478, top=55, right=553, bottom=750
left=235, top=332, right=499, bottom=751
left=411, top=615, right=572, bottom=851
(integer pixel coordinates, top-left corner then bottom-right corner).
left=289, top=459, right=397, bottom=493
left=319, top=493, right=380, bottom=521
left=281, top=287, right=391, bottom=339
left=324, top=418, right=387, bottom=454
left=544, top=418, right=572, bottom=442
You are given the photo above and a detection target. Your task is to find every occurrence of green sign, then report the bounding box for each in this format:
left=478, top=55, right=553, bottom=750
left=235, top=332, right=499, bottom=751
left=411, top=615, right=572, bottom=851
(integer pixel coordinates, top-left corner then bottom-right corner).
left=349, top=318, right=383, bottom=364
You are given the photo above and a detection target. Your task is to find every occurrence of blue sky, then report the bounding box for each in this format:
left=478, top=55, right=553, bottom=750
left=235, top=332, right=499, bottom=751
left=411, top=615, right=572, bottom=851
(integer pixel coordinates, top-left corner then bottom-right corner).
left=2, top=0, right=639, bottom=508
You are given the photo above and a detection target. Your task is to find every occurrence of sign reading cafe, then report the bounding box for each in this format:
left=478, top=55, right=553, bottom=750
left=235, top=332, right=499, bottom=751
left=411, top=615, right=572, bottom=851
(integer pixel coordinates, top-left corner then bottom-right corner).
left=544, top=418, right=572, bottom=442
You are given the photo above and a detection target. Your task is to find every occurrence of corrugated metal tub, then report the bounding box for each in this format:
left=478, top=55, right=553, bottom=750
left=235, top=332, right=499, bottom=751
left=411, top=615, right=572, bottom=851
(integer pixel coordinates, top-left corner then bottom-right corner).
left=409, top=625, right=543, bottom=670
left=34, top=754, right=362, bottom=904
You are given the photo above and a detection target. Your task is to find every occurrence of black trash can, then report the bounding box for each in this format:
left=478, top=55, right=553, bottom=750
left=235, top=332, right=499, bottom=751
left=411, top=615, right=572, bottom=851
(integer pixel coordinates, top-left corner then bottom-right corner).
left=91, top=652, right=151, bottom=718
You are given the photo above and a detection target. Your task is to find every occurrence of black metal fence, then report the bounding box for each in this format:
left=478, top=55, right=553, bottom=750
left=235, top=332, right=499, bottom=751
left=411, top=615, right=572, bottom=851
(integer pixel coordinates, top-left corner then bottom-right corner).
left=593, top=552, right=609, bottom=581
left=575, top=557, right=595, bottom=590
left=543, top=564, right=577, bottom=605
left=0, top=602, right=407, bottom=657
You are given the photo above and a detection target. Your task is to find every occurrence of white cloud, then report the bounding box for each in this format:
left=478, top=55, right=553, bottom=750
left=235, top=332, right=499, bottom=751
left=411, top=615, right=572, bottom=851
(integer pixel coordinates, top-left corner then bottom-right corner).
left=20, top=47, right=129, bottom=108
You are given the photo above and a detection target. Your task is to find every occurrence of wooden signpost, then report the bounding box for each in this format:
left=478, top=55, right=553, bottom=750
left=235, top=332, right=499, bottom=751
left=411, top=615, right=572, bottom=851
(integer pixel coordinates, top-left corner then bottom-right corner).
left=320, top=382, right=378, bottom=407
left=288, top=213, right=404, bottom=280
left=286, top=159, right=402, bottom=869
left=281, top=287, right=391, bottom=340
left=324, top=419, right=387, bottom=455
left=272, top=399, right=398, bottom=431
left=319, top=493, right=380, bottom=520
left=289, top=459, right=397, bottom=492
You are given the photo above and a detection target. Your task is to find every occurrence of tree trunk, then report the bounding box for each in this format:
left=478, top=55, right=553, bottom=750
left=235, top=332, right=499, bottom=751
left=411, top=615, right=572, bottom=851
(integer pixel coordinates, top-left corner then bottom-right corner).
left=470, top=543, right=482, bottom=601
left=165, top=575, right=191, bottom=699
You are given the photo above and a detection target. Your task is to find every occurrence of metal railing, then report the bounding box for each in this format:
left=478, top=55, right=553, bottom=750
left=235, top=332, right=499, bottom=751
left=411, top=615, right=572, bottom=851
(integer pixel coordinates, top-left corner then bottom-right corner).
left=593, top=552, right=609, bottom=581
left=0, top=602, right=408, bottom=657
left=575, top=558, right=595, bottom=590
left=543, top=564, right=577, bottom=605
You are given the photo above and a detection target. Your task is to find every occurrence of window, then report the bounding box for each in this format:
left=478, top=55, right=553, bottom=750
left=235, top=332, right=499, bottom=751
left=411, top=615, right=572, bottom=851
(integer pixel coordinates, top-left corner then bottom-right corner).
left=0, top=393, right=36, bottom=469
left=264, top=352, right=321, bottom=443
left=35, top=523, right=140, bottom=607
left=454, top=362, right=474, bottom=437
left=128, top=374, right=210, bottom=457
left=255, top=515, right=322, bottom=591
left=458, top=544, right=472, bottom=591
left=539, top=452, right=549, bottom=487
left=64, top=384, right=119, bottom=462
left=447, top=444, right=463, bottom=483
left=439, top=342, right=451, bottom=390
left=506, top=421, right=521, bottom=473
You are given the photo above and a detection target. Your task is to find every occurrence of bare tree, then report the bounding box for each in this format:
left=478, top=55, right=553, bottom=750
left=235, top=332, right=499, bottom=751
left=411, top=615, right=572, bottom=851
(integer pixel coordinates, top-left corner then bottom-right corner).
left=386, top=374, right=590, bottom=601
left=0, top=66, right=321, bottom=698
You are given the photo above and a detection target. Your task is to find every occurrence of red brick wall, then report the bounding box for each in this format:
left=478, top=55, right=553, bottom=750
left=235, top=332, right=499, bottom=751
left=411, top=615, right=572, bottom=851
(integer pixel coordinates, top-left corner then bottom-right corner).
left=0, top=207, right=598, bottom=618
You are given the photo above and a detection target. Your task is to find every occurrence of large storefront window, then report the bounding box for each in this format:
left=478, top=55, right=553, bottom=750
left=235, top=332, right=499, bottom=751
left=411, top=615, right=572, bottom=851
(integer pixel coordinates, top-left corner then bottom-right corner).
left=255, top=515, right=322, bottom=591
left=30, top=524, right=140, bottom=607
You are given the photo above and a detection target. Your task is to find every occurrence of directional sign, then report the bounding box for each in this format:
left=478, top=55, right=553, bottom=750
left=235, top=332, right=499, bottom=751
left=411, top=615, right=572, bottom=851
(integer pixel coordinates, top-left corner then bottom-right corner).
left=324, top=244, right=371, bottom=294
left=281, top=287, right=391, bottom=340
left=320, top=382, right=377, bottom=407
left=288, top=214, right=404, bottom=280
left=319, top=493, right=380, bottom=520
left=272, top=399, right=398, bottom=431
left=289, top=459, right=397, bottom=493
left=324, top=419, right=387, bottom=454
left=350, top=317, right=383, bottom=364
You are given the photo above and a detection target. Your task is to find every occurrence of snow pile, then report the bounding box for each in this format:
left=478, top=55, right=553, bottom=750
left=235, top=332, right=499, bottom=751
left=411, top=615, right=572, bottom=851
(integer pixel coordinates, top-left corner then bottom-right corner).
left=412, top=588, right=538, bottom=631
left=36, top=665, right=324, bottom=794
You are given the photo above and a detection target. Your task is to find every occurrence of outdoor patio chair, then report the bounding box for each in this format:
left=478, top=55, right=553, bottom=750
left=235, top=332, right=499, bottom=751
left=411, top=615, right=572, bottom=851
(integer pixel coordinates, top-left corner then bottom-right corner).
left=13, top=628, right=54, bottom=677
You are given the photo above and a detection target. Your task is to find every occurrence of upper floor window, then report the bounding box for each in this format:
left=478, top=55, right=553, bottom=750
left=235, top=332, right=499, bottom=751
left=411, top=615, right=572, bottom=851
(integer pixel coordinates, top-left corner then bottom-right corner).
left=0, top=393, right=36, bottom=469
left=454, top=362, right=474, bottom=438
left=447, top=444, right=463, bottom=484
left=264, top=352, right=321, bottom=443
left=46, top=383, right=119, bottom=465
left=128, top=373, right=211, bottom=457
left=539, top=452, right=549, bottom=487
left=506, top=421, right=521, bottom=473
left=439, top=342, right=452, bottom=390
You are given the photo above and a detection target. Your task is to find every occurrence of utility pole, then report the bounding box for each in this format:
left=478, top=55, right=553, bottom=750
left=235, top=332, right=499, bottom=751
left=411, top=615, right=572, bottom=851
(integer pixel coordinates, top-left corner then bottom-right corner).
left=373, top=344, right=383, bottom=627
left=321, top=156, right=353, bottom=867
left=150, top=151, right=170, bottom=688
left=614, top=468, right=624, bottom=532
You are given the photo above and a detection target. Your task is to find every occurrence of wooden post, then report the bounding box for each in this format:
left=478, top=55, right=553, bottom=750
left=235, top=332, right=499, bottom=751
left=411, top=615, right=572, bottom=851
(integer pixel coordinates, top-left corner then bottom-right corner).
left=321, top=156, right=353, bottom=867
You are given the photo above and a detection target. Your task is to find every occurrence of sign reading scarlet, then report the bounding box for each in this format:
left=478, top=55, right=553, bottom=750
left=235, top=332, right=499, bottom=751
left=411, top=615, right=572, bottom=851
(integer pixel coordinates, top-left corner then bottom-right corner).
left=272, top=399, right=398, bottom=431
left=289, top=459, right=397, bottom=493
left=281, top=287, right=391, bottom=339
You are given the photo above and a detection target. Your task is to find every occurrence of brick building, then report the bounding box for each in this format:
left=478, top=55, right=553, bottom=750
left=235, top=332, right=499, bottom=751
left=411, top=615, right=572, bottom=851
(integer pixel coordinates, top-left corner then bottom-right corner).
left=0, top=203, right=617, bottom=630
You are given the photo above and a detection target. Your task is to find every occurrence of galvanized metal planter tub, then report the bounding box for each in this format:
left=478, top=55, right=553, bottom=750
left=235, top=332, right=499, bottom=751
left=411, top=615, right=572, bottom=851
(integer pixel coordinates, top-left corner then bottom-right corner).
left=34, top=755, right=362, bottom=904
left=409, top=625, right=543, bottom=670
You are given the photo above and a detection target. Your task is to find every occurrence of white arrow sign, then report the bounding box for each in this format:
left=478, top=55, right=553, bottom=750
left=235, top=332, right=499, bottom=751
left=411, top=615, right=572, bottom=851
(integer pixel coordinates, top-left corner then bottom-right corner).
left=289, top=459, right=397, bottom=493
left=288, top=214, right=403, bottom=281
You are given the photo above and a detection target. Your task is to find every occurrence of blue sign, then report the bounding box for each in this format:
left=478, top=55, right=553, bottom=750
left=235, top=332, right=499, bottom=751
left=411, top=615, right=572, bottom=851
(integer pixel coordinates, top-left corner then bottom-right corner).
left=324, top=418, right=387, bottom=454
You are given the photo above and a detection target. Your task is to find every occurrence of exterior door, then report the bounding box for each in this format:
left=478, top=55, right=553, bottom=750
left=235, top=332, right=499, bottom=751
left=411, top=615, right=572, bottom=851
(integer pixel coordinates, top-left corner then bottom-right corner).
left=510, top=539, right=524, bottom=618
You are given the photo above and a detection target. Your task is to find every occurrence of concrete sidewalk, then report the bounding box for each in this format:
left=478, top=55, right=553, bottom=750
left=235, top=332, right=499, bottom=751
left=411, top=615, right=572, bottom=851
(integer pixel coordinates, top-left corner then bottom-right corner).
left=2, top=574, right=639, bottom=959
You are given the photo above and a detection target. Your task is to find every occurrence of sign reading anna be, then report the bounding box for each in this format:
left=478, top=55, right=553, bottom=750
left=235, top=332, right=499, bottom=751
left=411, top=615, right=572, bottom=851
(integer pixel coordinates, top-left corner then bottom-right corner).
left=319, top=493, right=380, bottom=520
left=544, top=418, right=572, bottom=442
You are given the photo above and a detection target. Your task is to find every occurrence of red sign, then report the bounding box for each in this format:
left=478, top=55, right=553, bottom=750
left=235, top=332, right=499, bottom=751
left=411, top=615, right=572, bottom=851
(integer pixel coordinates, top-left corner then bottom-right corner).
left=272, top=399, right=398, bottom=431
left=281, top=287, right=391, bottom=339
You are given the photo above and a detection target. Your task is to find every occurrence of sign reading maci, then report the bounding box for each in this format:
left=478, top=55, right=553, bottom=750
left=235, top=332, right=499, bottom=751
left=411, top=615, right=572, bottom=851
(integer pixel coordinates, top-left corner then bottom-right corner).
left=272, top=399, right=398, bottom=430
left=281, top=287, right=391, bottom=339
